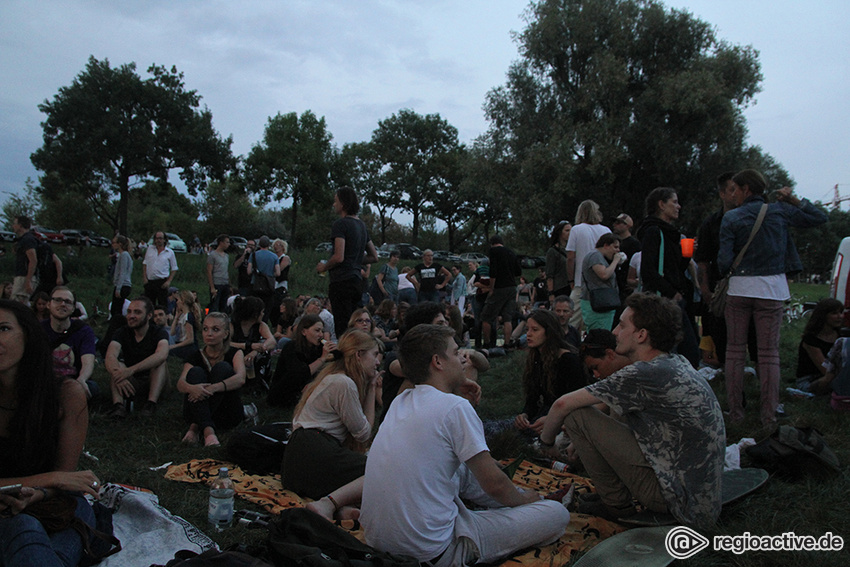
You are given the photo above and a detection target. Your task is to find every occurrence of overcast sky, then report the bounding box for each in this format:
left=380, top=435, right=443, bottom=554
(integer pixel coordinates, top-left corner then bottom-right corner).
left=2, top=0, right=848, bottom=218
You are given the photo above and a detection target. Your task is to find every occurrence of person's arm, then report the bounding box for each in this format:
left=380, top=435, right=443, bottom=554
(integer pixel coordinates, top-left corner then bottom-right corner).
left=465, top=451, right=541, bottom=507
left=52, top=254, right=63, bottom=286
left=639, top=227, right=678, bottom=299
left=308, top=340, right=336, bottom=375
left=318, top=238, right=346, bottom=272
left=256, top=322, right=277, bottom=352
left=171, top=317, right=195, bottom=350
left=273, top=259, right=281, bottom=278
left=590, top=254, right=620, bottom=281
left=164, top=268, right=177, bottom=289
left=206, top=259, right=216, bottom=296
left=176, top=361, right=210, bottom=403
left=565, top=251, right=576, bottom=285
left=24, top=248, right=37, bottom=293
left=436, top=266, right=452, bottom=290
left=539, top=388, right=602, bottom=448
left=697, top=261, right=712, bottom=300
left=75, top=353, right=95, bottom=398
left=376, top=269, right=388, bottom=296
left=363, top=240, right=378, bottom=265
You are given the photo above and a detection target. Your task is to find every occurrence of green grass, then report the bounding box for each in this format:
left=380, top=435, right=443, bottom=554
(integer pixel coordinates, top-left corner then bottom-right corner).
left=1, top=250, right=848, bottom=565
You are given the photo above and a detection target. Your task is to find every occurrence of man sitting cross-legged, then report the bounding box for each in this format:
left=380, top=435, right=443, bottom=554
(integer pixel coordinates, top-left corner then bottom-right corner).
left=105, top=296, right=170, bottom=419
left=361, top=324, right=569, bottom=566
left=540, top=292, right=725, bottom=527
left=41, top=285, right=98, bottom=400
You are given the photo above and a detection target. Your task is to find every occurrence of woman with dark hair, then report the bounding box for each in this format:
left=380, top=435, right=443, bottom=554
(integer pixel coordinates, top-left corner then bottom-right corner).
left=230, top=296, right=275, bottom=385
left=31, top=291, right=50, bottom=321
left=316, top=186, right=378, bottom=337
left=545, top=220, right=572, bottom=305
left=269, top=314, right=335, bottom=407
left=635, top=187, right=699, bottom=367
left=796, top=298, right=843, bottom=392
left=581, top=233, right=625, bottom=331
left=282, top=330, right=381, bottom=499
left=719, top=170, right=828, bottom=425
left=514, top=309, right=585, bottom=434
left=177, top=312, right=246, bottom=447
left=372, top=299, right=398, bottom=342
left=0, top=299, right=100, bottom=566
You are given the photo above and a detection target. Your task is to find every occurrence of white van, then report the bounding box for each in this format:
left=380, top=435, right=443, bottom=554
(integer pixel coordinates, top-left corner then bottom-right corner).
left=829, top=236, right=850, bottom=326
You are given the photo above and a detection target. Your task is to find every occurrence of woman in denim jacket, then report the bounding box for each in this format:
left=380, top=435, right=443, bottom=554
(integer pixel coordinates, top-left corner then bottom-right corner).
left=718, top=169, right=828, bottom=427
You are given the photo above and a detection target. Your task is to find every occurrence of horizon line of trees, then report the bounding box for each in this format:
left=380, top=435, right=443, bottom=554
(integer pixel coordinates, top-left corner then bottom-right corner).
left=6, top=0, right=842, bottom=273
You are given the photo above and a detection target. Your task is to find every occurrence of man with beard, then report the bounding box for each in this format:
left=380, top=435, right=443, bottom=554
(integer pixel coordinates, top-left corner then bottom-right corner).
left=41, top=286, right=98, bottom=400
left=105, top=296, right=169, bottom=419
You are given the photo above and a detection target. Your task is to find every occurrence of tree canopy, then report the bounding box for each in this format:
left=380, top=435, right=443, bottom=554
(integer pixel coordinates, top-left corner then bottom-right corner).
left=484, top=0, right=771, bottom=235
left=244, top=110, right=334, bottom=246
left=31, top=56, right=234, bottom=235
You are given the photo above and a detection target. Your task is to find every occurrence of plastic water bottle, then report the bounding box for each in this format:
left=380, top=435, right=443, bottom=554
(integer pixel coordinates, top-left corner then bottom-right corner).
left=208, top=467, right=234, bottom=531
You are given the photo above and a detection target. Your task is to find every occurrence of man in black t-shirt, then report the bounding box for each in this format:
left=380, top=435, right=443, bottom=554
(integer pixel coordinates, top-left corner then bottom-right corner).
left=532, top=266, right=547, bottom=307
left=105, top=296, right=170, bottom=419
left=11, top=215, right=38, bottom=304
left=408, top=249, right=453, bottom=304
left=481, top=235, right=521, bottom=348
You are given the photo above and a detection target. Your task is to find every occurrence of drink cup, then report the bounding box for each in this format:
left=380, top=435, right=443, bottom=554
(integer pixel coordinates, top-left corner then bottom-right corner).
left=680, top=238, right=694, bottom=258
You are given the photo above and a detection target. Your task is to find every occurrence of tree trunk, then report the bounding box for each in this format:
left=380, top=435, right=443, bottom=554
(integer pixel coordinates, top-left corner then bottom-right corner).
left=118, top=175, right=129, bottom=235
left=290, top=198, right=299, bottom=246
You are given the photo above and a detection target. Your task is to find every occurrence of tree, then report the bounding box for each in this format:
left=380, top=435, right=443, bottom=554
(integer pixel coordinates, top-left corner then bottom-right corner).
left=338, top=142, right=401, bottom=245
left=31, top=56, right=234, bottom=234
left=197, top=177, right=261, bottom=241
left=244, top=111, right=334, bottom=246
left=484, top=0, right=767, bottom=233
left=370, top=109, right=462, bottom=245
left=1, top=180, right=41, bottom=230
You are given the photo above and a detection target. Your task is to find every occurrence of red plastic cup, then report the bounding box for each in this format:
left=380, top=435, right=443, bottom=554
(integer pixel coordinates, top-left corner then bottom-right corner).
left=681, top=238, right=694, bottom=258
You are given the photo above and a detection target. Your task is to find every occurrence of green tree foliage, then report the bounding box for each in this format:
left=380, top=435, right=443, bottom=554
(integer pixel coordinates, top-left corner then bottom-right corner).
left=244, top=111, right=334, bottom=246
left=31, top=56, right=234, bottom=235
left=338, top=142, right=401, bottom=245
left=126, top=181, right=200, bottom=242
left=369, top=109, right=463, bottom=245
left=197, top=177, right=261, bottom=242
left=793, top=207, right=850, bottom=278
left=485, top=0, right=768, bottom=234
left=1, top=180, right=41, bottom=229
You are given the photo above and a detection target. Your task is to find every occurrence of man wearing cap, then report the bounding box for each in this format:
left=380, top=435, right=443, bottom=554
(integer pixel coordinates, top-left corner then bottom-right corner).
left=612, top=213, right=641, bottom=305
left=143, top=231, right=179, bottom=308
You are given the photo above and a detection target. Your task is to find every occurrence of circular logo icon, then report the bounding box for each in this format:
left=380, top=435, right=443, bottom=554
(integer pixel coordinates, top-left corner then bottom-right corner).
left=665, top=526, right=710, bottom=560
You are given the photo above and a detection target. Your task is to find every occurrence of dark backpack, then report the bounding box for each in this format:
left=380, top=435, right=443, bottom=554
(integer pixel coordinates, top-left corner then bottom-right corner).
left=265, top=508, right=420, bottom=567
left=225, top=423, right=292, bottom=475
left=745, top=425, right=841, bottom=480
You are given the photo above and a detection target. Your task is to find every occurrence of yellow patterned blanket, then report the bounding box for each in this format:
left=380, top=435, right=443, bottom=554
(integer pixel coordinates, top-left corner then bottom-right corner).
left=165, top=458, right=624, bottom=566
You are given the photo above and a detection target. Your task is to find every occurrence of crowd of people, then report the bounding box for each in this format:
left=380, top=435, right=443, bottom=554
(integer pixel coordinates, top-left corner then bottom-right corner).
left=0, top=172, right=840, bottom=565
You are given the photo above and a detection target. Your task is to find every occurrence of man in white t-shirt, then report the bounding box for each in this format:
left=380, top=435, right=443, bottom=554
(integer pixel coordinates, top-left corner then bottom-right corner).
left=361, top=325, right=569, bottom=566
left=566, top=200, right=611, bottom=330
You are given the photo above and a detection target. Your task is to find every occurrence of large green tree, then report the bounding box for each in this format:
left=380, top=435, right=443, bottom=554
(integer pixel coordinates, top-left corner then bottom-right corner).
left=244, top=110, right=334, bottom=246
left=338, top=141, right=401, bottom=245
left=370, top=109, right=462, bottom=245
left=30, top=56, right=234, bottom=235
left=485, top=0, right=768, bottom=234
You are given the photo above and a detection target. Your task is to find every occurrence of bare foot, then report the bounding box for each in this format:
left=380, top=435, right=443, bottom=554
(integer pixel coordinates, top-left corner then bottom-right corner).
left=182, top=426, right=199, bottom=445
left=204, top=432, right=220, bottom=447
left=306, top=497, right=336, bottom=522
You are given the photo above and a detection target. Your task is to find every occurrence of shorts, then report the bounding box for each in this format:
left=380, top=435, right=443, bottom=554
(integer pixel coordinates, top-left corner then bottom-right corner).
left=480, top=287, right=516, bottom=323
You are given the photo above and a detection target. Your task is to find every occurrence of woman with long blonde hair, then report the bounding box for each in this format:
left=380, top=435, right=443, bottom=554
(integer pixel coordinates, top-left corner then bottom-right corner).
left=282, top=330, right=382, bottom=499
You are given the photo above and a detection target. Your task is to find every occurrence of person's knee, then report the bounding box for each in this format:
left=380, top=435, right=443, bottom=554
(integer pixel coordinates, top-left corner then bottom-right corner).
left=185, top=366, right=208, bottom=385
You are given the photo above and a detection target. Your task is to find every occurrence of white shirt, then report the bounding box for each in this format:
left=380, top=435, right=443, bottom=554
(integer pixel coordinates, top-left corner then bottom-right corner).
left=566, top=224, right=611, bottom=287
left=143, top=246, right=178, bottom=280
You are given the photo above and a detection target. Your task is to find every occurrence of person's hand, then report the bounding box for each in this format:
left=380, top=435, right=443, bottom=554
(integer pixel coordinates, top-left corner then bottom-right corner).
left=244, top=351, right=258, bottom=365
left=25, top=280, right=33, bottom=295
left=161, top=281, right=169, bottom=289
left=529, top=416, right=546, bottom=434
left=540, top=443, right=560, bottom=460
left=114, top=288, right=120, bottom=298
left=455, top=379, right=482, bottom=406
left=316, top=260, right=327, bottom=273
left=51, top=471, right=101, bottom=499
left=673, top=292, right=683, bottom=303
left=187, top=382, right=212, bottom=403
left=77, top=377, right=92, bottom=400
left=111, top=369, right=136, bottom=397
left=565, top=442, right=578, bottom=464
left=0, top=487, right=36, bottom=517
left=210, top=287, right=217, bottom=296
left=514, top=413, right=531, bottom=430
left=322, top=340, right=337, bottom=359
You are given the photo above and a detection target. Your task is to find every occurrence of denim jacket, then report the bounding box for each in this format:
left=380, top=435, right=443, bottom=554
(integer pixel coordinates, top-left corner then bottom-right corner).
left=718, top=196, right=827, bottom=277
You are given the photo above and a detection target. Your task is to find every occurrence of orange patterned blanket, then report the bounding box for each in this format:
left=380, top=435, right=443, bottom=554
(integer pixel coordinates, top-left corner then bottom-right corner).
left=165, top=458, right=624, bottom=566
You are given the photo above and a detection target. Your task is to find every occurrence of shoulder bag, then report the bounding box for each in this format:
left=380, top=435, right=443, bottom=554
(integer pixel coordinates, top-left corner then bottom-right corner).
left=709, top=203, right=768, bottom=318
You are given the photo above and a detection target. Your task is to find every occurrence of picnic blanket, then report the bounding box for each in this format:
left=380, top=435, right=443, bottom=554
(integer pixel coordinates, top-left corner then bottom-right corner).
left=98, top=483, right=217, bottom=567
left=165, top=458, right=625, bottom=566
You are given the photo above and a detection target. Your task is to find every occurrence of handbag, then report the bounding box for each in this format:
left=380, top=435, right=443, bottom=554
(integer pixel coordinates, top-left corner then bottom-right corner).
left=589, top=287, right=621, bottom=312
left=250, top=252, right=275, bottom=294
left=709, top=204, right=768, bottom=318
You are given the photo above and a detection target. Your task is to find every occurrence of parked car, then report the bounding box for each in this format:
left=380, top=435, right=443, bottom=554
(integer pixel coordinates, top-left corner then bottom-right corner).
left=432, top=250, right=461, bottom=263
left=459, top=252, right=489, bottom=264
left=518, top=255, right=546, bottom=269
left=0, top=230, right=16, bottom=243
left=33, top=226, right=65, bottom=245
left=60, top=229, right=110, bottom=247
left=377, top=243, right=420, bottom=258
left=315, top=241, right=333, bottom=253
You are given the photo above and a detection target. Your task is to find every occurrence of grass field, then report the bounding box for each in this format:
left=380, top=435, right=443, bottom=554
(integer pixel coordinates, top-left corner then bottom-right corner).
left=1, top=248, right=848, bottom=566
